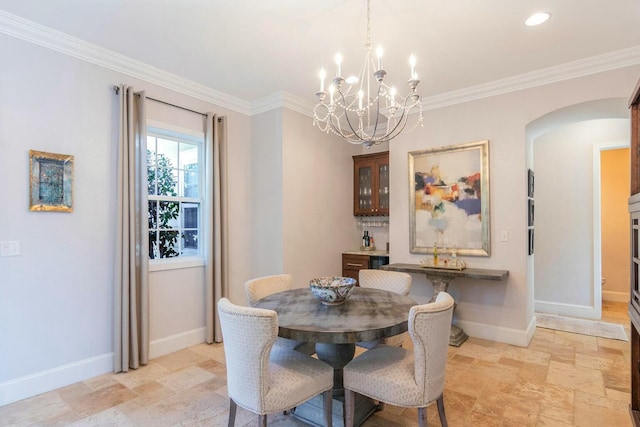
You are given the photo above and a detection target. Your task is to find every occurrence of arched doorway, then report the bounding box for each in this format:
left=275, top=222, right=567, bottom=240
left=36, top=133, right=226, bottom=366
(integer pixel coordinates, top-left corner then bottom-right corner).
left=525, top=98, right=629, bottom=319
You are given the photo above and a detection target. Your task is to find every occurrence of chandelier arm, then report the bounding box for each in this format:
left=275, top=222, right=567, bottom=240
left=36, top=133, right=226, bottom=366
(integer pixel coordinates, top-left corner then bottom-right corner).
left=382, top=93, right=421, bottom=140
left=327, top=108, right=363, bottom=144
left=337, top=89, right=367, bottom=140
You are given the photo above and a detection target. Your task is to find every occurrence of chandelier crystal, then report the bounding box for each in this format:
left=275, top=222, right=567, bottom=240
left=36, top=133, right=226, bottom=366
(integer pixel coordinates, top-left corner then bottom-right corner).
left=313, top=0, right=423, bottom=147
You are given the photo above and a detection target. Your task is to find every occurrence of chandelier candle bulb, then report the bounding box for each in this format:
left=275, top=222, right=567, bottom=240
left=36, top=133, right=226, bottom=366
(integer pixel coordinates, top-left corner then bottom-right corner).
left=376, top=46, right=383, bottom=70
left=335, top=53, right=342, bottom=77
left=329, top=85, right=335, bottom=105
left=319, top=68, right=326, bottom=92
left=409, top=55, right=416, bottom=80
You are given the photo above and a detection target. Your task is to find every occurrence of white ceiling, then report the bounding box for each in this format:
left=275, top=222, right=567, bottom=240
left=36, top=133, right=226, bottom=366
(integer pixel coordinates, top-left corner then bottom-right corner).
left=1, top=0, right=639, bottom=105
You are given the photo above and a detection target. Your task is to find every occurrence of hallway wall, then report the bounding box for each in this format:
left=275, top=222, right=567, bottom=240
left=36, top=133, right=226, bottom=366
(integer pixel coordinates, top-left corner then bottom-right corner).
left=533, top=119, right=629, bottom=318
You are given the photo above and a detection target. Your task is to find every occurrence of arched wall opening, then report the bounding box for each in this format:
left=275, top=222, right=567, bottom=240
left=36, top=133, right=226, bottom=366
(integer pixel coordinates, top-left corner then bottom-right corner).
left=525, top=98, right=629, bottom=319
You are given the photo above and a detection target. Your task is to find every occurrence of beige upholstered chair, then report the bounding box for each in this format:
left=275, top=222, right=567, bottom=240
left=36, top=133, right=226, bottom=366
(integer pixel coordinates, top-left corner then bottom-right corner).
left=244, top=274, right=293, bottom=306
left=244, top=274, right=316, bottom=355
left=343, top=292, right=455, bottom=427
left=217, top=298, right=334, bottom=427
left=357, top=269, right=412, bottom=349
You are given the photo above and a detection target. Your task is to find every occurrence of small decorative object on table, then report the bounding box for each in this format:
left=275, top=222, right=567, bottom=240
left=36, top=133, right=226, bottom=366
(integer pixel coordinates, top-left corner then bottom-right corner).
left=420, top=246, right=466, bottom=270
left=309, top=276, right=356, bottom=305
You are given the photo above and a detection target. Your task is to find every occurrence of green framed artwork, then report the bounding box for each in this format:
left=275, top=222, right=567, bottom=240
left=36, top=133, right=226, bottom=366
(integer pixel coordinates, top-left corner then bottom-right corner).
left=29, top=150, right=74, bottom=212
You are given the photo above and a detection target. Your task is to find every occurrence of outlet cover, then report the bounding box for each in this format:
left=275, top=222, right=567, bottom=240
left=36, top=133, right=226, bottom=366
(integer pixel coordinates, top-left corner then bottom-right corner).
left=0, top=241, right=20, bottom=256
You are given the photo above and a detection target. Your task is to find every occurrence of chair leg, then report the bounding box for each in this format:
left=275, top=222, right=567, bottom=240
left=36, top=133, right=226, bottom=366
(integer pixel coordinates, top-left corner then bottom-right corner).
left=228, top=399, right=237, bottom=427
left=323, top=389, right=333, bottom=427
left=437, top=395, right=448, bottom=427
left=258, top=414, right=267, bottom=427
left=418, top=407, right=427, bottom=427
left=345, top=389, right=355, bottom=427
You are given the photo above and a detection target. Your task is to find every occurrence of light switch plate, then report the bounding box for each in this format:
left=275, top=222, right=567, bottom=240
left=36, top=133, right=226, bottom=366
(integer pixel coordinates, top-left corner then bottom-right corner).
left=0, top=241, right=21, bottom=256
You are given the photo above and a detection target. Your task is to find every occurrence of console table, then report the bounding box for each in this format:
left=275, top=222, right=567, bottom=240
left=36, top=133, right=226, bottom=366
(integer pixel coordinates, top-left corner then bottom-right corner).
left=381, top=263, right=509, bottom=346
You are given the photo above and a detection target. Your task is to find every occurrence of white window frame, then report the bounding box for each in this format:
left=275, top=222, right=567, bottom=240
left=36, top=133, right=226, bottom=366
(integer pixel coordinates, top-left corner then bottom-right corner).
left=147, top=121, right=205, bottom=271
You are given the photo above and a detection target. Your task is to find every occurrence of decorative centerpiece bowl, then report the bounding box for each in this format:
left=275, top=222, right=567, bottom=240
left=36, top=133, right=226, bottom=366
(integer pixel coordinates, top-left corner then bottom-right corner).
left=309, top=276, right=356, bottom=305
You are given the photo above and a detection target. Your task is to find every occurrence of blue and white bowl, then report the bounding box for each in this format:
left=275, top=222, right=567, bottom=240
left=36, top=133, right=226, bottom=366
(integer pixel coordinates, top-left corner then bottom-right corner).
left=309, top=276, right=356, bottom=305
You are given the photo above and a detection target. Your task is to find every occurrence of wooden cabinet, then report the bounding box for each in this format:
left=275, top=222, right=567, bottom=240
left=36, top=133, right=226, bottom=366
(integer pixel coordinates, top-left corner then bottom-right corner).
left=353, top=151, right=389, bottom=216
left=629, top=78, right=640, bottom=427
left=342, top=253, right=390, bottom=285
left=342, top=254, right=370, bottom=284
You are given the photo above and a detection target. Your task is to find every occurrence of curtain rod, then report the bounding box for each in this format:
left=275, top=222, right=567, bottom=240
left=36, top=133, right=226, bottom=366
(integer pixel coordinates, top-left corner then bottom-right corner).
left=113, top=85, right=215, bottom=119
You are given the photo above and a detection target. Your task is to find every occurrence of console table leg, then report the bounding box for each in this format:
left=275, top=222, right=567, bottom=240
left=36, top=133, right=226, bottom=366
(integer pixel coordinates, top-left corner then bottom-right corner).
left=426, top=273, right=469, bottom=347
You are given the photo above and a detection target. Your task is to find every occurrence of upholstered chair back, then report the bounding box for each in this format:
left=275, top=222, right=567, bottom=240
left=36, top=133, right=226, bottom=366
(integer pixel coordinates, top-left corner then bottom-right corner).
left=358, top=269, right=411, bottom=296
left=217, top=297, right=277, bottom=412
left=244, top=274, right=292, bottom=306
left=409, top=292, right=455, bottom=404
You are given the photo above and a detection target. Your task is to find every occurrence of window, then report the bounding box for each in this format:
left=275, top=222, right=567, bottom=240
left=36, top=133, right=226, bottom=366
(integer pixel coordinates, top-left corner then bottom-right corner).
left=147, top=129, right=203, bottom=260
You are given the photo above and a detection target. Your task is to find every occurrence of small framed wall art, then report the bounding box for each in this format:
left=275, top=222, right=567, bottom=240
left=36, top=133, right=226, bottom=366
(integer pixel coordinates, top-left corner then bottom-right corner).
left=527, top=169, right=535, bottom=198
left=29, top=150, right=74, bottom=212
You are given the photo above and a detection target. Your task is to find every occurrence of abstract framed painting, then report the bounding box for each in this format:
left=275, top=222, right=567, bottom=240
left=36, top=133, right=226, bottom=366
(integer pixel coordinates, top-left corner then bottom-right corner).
left=29, top=150, right=74, bottom=212
left=409, top=140, right=490, bottom=256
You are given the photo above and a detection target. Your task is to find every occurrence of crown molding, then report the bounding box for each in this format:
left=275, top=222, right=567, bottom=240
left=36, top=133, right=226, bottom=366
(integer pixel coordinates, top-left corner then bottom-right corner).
left=421, top=46, right=640, bottom=110
left=250, top=91, right=315, bottom=117
left=257, top=45, right=640, bottom=117
left=2, top=9, right=639, bottom=118
left=0, top=10, right=252, bottom=115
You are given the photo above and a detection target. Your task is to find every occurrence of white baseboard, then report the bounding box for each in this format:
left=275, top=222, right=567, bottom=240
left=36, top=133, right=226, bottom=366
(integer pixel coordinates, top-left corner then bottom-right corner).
left=149, top=327, right=206, bottom=359
left=602, top=290, right=629, bottom=303
left=455, top=318, right=534, bottom=347
left=534, top=300, right=600, bottom=320
left=0, top=328, right=207, bottom=407
left=0, top=353, right=113, bottom=407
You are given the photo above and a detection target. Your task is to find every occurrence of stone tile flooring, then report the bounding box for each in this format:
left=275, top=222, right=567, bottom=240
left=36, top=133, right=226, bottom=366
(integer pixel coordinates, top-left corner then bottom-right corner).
left=0, top=302, right=632, bottom=426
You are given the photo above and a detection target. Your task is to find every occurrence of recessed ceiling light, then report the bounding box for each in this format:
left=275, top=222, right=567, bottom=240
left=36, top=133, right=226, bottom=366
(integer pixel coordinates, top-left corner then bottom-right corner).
left=525, top=12, right=551, bottom=26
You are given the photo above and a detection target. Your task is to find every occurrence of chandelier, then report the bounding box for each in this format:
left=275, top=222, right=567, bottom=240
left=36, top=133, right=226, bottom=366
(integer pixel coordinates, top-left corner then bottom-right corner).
left=312, top=0, right=423, bottom=147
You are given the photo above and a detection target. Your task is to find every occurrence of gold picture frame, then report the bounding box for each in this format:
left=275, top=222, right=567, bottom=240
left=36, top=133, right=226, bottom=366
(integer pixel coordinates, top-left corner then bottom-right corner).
left=29, top=150, right=74, bottom=212
left=409, top=140, right=490, bottom=256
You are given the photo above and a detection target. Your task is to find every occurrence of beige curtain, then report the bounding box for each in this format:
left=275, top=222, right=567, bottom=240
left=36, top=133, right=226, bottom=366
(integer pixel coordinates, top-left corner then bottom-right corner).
left=205, top=114, right=229, bottom=343
left=114, top=85, right=149, bottom=372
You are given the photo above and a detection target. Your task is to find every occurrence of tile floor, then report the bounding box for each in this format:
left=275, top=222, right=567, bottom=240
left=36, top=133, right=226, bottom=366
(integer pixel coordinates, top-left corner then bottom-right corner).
left=0, top=302, right=632, bottom=426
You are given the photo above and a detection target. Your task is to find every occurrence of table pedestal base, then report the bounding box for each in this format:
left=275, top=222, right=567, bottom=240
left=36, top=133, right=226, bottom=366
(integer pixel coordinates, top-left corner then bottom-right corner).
left=292, top=393, right=377, bottom=427
left=291, top=343, right=377, bottom=427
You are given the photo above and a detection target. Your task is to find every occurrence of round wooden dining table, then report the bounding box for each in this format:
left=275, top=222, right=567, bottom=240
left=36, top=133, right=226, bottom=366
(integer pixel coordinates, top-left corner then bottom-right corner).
left=255, top=286, right=416, bottom=427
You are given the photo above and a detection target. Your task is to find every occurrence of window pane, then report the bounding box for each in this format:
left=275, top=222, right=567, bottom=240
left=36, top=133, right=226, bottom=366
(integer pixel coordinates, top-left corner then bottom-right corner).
left=147, top=167, right=157, bottom=195
left=179, top=143, right=199, bottom=169
left=148, top=200, right=158, bottom=229
left=158, top=230, right=180, bottom=258
left=149, top=231, right=158, bottom=259
left=147, top=137, right=157, bottom=165
left=183, top=163, right=199, bottom=198
left=183, top=203, right=199, bottom=228
left=183, top=230, right=198, bottom=252
left=157, top=138, right=178, bottom=168
left=156, top=167, right=178, bottom=196
left=159, top=201, right=179, bottom=228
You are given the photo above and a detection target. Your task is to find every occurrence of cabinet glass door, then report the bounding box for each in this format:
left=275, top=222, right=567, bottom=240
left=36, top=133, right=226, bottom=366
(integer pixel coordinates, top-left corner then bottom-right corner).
left=378, top=163, right=389, bottom=210
left=358, top=166, right=373, bottom=212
